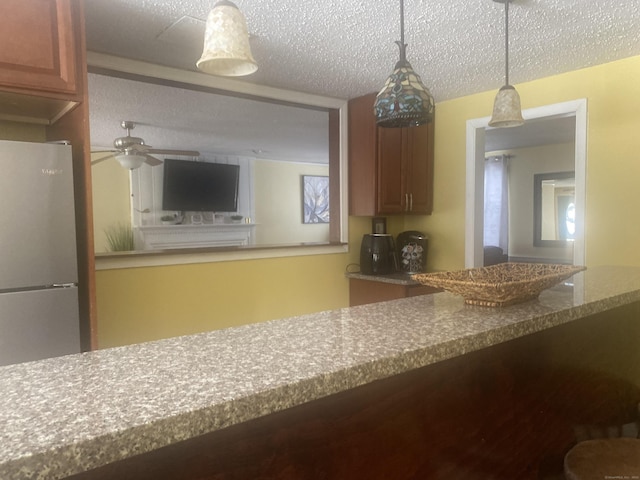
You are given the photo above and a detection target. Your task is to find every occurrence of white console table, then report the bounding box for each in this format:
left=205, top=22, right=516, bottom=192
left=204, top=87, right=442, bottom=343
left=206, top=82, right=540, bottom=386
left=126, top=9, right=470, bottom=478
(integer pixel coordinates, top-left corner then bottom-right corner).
left=136, top=224, right=256, bottom=249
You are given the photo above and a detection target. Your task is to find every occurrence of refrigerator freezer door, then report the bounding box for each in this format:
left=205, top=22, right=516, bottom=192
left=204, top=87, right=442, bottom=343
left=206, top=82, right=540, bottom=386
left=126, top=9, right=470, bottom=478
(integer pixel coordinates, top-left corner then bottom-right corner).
left=0, top=287, right=80, bottom=366
left=0, top=140, right=78, bottom=291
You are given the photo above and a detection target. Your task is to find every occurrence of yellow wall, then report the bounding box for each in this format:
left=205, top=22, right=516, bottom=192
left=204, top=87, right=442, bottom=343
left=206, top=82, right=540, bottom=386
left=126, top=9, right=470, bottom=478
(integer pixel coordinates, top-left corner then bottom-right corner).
left=406, top=54, right=640, bottom=271
left=91, top=154, right=130, bottom=252
left=97, top=253, right=350, bottom=348
left=96, top=55, right=640, bottom=348
left=0, top=120, right=46, bottom=142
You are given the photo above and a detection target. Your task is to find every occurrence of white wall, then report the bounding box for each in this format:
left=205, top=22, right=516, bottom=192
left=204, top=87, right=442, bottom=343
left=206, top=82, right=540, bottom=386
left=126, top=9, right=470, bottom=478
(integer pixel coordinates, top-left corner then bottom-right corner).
left=502, top=142, right=575, bottom=262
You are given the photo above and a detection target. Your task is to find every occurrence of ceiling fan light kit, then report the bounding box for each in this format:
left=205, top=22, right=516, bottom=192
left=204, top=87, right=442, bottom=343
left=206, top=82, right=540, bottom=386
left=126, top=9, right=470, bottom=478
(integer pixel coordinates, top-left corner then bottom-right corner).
left=196, top=0, right=258, bottom=77
left=489, top=0, right=524, bottom=128
left=91, top=121, right=200, bottom=170
left=374, top=0, right=435, bottom=128
left=115, top=152, right=147, bottom=170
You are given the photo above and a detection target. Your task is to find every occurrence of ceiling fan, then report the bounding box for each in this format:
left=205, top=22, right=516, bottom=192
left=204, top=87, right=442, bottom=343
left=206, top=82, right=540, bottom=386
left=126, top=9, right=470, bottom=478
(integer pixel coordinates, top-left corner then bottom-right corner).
left=91, top=121, right=200, bottom=170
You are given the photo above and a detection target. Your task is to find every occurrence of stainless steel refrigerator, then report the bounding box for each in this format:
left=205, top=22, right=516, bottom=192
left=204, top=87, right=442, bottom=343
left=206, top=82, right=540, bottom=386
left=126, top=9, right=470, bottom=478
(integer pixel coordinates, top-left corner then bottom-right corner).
left=0, top=139, right=81, bottom=366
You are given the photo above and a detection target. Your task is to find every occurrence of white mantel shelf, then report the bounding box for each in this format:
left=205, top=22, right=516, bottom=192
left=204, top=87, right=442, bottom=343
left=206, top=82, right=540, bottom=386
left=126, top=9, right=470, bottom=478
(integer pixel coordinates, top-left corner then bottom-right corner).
left=136, top=223, right=256, bottom=249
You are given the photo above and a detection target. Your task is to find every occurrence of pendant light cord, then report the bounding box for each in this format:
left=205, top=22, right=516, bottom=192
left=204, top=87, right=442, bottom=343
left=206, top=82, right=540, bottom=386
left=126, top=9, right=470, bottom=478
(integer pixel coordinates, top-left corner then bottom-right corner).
left=504, top=0, right=510, bottom=86
left=400, top=0, right=405, bottom=47
left=395, top=0, right=407, bottom=62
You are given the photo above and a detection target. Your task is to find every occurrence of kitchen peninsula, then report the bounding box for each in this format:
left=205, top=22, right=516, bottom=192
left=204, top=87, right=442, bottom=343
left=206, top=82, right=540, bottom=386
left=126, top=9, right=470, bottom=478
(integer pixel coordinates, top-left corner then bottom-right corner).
left=1, top=266, right=639, bottom=479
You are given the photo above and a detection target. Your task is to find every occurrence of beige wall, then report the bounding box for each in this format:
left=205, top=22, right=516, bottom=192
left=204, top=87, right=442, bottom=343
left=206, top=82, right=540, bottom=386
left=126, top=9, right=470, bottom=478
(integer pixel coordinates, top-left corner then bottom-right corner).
left=254, top=159, right=329, bottom=244
left=506, top=142, right=574, bottom=262
left=96, top=54, right=640, bottom=348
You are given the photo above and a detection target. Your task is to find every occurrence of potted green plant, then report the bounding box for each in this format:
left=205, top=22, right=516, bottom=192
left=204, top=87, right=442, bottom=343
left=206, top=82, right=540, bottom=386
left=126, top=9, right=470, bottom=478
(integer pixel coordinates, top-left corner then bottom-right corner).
left=104, top=223, right=134, bottom=252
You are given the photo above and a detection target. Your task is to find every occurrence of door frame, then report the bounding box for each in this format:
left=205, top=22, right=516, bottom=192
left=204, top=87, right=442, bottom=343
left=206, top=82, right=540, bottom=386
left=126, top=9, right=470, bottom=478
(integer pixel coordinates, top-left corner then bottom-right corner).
left=465, top=99, right=588, bottom=268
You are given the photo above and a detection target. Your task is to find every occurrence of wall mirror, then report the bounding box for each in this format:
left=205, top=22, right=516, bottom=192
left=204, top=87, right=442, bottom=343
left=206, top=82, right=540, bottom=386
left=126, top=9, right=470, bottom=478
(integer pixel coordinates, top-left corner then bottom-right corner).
left=533, top=171, right=576, bottom=247
left=88, top=53, right=347, bottom=255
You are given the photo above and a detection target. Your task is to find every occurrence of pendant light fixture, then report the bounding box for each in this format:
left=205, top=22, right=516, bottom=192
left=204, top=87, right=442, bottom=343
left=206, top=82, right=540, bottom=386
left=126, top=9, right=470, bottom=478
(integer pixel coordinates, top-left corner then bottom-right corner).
left=488, top=0, right=524, bottom=128
left=373, top=0, right=435, bottom=128
left=197, top=1, right=257, bottom=77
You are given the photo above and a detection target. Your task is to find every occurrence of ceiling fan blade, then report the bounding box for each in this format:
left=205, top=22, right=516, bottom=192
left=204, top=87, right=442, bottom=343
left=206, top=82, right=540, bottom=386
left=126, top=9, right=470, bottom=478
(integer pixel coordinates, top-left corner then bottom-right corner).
left=143, top=154, right=163, bottom=166
left=91, top=153, right=117, bottom=165
left=128, top=143, right=150, bottom=153
left=147, top=148, right=200, bottom=157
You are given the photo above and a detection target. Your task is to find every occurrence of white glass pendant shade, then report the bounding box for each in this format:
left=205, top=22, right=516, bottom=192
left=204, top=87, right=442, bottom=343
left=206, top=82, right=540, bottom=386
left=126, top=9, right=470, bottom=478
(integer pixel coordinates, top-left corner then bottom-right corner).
left=489, top=0, right=524, bottom=128
left=489, top=85, right=524, bottom=128
left=115, top=152, right=146, bottom=170
left=196, top=1, right=257, bottom=77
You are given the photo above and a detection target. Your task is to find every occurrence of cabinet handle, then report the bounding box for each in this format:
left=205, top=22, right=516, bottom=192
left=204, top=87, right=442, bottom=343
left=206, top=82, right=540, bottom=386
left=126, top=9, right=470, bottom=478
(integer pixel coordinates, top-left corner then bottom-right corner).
left=405, top=194, right=409, bottom=212
left=410, top=194, right=413, bottom=211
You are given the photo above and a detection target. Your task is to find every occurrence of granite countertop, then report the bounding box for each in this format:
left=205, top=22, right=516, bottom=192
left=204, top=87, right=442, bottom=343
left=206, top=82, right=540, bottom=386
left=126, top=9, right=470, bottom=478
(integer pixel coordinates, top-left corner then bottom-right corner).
left=1, top=266, right=640, bottom=480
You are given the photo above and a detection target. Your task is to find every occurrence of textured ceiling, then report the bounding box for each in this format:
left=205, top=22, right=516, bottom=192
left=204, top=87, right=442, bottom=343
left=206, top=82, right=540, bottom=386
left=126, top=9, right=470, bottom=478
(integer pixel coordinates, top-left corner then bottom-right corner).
left=84, top=0, right=640, bottom=160
left=87, top=73, right=330, bottom=161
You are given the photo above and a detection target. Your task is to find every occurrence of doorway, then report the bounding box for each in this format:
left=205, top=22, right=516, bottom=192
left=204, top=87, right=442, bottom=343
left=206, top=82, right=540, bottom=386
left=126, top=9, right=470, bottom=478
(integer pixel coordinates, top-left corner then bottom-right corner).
left=465, top=99, right=587, bottom=268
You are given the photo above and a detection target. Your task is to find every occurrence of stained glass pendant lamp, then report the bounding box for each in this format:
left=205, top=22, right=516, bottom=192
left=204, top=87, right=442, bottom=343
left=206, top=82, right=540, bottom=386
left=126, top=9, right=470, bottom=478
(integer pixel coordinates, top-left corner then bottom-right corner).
left=373, top=0, right=435, bottom=128
left=488, top=0, right=524, bottom=128
left=197, top=0, right=258, bottom=77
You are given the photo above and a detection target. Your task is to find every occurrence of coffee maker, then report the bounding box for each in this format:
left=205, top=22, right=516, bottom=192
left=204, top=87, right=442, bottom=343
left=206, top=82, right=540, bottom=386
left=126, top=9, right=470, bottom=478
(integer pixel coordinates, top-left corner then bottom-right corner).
left=396, top=231, right=428, bottom=274
left=360, top=234, right=398, bottom=275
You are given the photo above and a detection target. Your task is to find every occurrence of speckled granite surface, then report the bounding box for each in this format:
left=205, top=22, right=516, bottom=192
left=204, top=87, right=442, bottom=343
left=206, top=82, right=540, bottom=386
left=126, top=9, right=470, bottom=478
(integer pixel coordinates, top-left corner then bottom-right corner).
left=1, top=266, right=639, bottom=480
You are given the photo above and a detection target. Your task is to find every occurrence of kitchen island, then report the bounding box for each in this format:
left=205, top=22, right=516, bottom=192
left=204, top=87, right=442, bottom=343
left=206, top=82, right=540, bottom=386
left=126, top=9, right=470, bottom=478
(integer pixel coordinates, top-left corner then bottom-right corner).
left=1, top=266, right=639, bottom=479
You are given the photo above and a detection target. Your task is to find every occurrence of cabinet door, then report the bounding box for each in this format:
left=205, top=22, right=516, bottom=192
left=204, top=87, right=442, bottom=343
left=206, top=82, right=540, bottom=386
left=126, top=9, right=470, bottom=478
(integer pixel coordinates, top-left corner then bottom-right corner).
left=348, top=93, right=378, bottom=216
left=0, top=0, right=77, bottom=95
left=405, top=121, right=435, bottom=214
left=377, top=127, right=407, bottom=214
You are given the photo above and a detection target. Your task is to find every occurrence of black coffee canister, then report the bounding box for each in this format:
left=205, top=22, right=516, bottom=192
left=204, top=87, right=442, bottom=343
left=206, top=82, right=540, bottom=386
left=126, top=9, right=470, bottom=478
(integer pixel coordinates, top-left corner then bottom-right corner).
left=360, top=234, right=397, bottom=275
left=396, top=231, right=428, bottom=274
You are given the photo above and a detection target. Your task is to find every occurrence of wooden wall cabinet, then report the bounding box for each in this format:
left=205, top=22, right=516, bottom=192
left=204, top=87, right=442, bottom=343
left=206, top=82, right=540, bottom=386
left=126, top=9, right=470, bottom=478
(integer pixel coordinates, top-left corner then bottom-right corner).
left=0, top=0, right=82, bottom=126
left=348, top=92, right=434, bottom=216
left=0, top=0, right=96, bottom=350
left=0, top=0, right=77, bottom=96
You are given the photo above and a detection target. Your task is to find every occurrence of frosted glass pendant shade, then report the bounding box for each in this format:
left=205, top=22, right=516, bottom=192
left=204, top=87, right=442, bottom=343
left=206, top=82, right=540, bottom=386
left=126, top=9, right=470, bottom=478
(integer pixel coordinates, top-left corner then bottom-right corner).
left=115, top=152, right=146, bottom=170
left=488, top=85, right=524, bottom=128
left=196, top=1, right=257, bottom=77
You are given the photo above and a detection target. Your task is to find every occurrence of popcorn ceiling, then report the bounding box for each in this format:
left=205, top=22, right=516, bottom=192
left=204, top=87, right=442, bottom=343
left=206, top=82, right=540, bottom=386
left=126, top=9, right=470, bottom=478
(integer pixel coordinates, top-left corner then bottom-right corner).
left=84, top=0, right=640, bottom=101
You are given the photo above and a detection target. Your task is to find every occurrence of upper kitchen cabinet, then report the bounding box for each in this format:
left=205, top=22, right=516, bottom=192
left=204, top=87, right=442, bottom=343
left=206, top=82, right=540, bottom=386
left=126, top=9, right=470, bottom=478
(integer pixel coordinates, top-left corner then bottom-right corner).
left=349, top=92, right=434, bottom=216
left=0, top=0, right=81, bottom=124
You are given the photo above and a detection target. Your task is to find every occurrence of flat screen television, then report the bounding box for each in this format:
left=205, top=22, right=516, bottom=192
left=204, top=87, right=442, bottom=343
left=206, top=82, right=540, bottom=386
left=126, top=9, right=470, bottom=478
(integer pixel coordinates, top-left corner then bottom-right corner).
left=162, top=159, right=240, bottom=212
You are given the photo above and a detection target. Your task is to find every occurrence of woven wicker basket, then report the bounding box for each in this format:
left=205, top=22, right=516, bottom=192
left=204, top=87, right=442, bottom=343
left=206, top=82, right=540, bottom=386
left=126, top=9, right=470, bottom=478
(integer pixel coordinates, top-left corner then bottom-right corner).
left=412, top=263, right=586, bottom=307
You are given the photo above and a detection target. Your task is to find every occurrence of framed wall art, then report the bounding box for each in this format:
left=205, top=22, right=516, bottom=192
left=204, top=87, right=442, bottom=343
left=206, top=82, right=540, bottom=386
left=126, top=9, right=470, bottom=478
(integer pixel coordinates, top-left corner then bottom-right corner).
left=302, top=175, right=330, bottom=224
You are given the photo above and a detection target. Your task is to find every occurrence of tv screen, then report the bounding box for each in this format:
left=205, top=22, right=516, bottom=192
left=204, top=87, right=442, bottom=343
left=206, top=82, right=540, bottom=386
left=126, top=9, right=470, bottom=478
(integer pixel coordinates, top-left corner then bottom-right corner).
left=162, top=159, right=240, bottom=212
